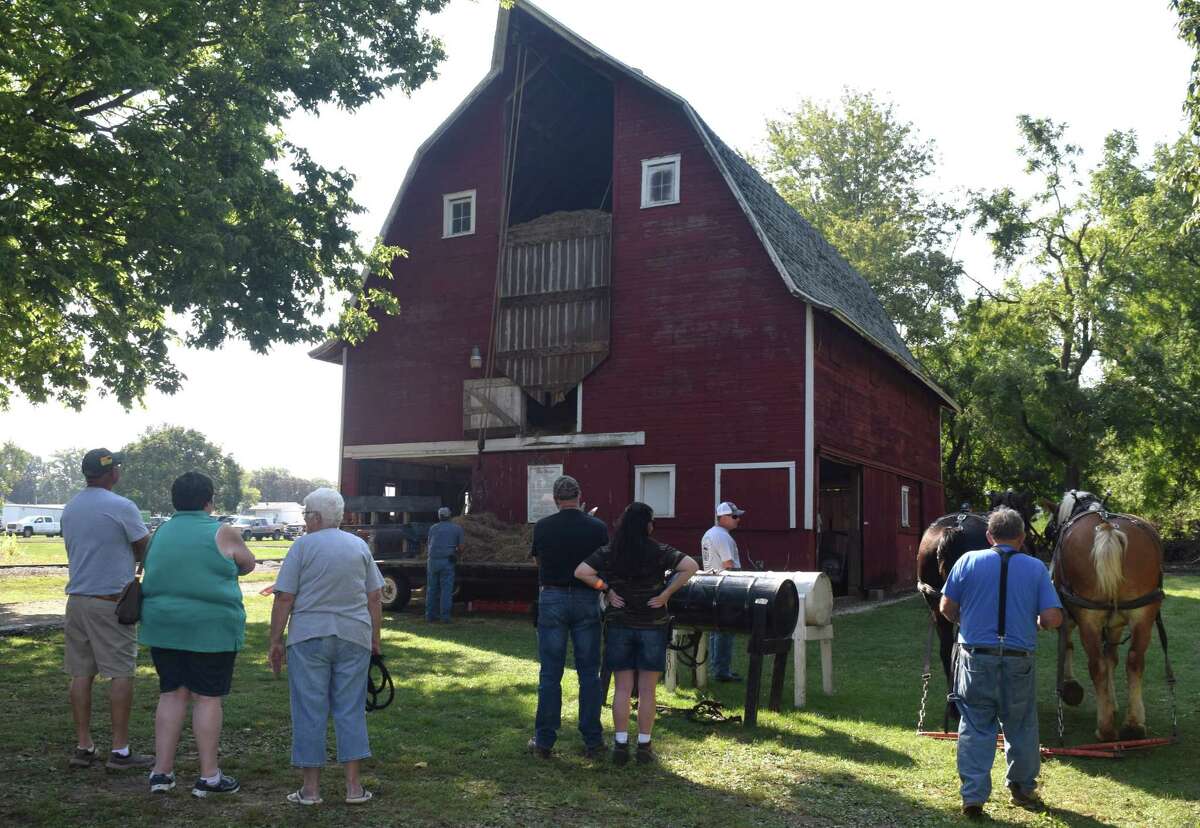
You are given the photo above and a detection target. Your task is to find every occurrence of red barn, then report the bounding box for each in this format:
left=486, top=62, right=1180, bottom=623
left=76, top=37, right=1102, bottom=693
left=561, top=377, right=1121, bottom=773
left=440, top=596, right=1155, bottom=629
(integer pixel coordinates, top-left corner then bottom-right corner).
left=311, top=1, right=955, bottom=595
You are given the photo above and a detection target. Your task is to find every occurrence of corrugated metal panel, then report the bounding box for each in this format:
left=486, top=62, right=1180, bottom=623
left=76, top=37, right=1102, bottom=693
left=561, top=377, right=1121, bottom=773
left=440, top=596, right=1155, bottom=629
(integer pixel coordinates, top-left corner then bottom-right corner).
left=497, top=210, right=611, bottom=402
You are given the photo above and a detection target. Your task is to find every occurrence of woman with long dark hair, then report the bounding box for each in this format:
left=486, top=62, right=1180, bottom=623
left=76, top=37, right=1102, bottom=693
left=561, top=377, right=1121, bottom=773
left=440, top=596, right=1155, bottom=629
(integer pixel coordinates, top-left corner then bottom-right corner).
left=574, top=502, right=698, bottom=764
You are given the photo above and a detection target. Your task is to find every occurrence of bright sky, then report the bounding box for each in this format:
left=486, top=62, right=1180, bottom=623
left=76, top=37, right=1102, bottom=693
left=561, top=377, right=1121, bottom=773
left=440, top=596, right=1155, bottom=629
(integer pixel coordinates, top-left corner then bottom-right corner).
left=1, top=0, right=1192, bottom=481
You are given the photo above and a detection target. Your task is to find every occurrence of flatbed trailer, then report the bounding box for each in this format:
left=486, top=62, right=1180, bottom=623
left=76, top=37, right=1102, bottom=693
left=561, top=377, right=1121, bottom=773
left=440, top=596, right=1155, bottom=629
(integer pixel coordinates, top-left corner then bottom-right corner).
left=375, top=558, right=539, bottom=611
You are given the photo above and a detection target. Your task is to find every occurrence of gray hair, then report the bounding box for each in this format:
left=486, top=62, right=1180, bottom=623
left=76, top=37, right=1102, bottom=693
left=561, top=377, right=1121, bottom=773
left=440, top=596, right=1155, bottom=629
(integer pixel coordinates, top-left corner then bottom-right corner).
left=552, top=475, right=581, bottom=501
left=987, top=507, right=1024, bottom=542
left=303, top=487, right=344, bottom=528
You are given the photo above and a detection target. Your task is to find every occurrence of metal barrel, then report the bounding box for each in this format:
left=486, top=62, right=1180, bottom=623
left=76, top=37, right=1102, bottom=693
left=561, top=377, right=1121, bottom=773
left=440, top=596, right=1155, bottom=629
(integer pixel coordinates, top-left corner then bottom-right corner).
left=668, top=572, right=800, bottom=636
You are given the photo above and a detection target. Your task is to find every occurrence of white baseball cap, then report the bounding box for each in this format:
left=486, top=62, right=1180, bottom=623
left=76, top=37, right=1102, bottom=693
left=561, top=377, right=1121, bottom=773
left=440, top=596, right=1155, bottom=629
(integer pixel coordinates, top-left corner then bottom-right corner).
left=716, top=501, right=745, bottom=517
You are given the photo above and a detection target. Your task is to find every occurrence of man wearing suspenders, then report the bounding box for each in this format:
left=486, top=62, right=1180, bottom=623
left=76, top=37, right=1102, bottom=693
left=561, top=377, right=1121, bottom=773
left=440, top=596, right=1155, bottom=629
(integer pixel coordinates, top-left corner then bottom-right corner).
left=939, top=507, right=1063, bottom=819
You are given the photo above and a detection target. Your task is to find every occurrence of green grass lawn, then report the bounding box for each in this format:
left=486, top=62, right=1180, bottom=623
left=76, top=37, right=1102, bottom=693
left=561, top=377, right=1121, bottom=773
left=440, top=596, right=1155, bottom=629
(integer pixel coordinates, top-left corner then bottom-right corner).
left=1, top=537, right=292, bottom=566
left=0, top=577, right=1197, bottom=826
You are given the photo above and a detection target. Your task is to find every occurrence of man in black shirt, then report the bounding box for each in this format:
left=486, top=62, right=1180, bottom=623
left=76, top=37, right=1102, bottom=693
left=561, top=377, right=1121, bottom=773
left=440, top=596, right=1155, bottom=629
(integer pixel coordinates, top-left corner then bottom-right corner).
left=528, top=475, right=608, bottom=758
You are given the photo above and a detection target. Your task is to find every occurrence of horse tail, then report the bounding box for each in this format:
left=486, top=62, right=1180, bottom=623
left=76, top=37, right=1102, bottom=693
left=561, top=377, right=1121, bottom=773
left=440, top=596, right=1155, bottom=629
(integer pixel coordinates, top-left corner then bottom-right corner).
left=1091, top=520, right=1127, bottom=602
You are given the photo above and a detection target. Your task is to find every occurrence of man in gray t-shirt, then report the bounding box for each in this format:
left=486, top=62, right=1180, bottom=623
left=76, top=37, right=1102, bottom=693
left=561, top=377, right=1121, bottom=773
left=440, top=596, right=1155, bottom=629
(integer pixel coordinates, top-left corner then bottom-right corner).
left=701, top=502, right=744, bottom=682
left=60, top=448, right=152, bottom=771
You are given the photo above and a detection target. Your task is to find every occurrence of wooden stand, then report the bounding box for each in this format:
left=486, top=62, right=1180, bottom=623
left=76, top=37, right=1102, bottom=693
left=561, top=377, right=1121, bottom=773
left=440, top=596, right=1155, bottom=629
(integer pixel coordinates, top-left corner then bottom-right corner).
left=792, top=593, right=834, bottom=707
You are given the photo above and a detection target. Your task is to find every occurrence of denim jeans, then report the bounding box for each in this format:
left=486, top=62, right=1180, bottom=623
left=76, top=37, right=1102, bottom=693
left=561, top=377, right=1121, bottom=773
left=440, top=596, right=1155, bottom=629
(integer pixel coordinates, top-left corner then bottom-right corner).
left=951, top=649, right=1040, bottom=805
left=534, top=587, right=603, bottom=750
left=709, top=631, right=736, bottom=678
left=288, top=635, right=372, bottom=766
left=426, top=557, right=455, bottom=621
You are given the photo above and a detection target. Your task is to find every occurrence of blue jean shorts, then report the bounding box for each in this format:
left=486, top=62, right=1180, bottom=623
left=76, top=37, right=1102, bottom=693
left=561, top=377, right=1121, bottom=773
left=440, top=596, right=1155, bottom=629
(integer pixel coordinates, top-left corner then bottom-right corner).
left=605, top=624, right=670, bottom=673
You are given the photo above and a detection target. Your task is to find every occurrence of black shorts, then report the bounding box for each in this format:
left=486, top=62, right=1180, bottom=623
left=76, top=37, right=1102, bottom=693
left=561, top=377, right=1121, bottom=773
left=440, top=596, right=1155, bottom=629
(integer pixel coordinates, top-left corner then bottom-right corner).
left=150, top=647, right=237, bottom=697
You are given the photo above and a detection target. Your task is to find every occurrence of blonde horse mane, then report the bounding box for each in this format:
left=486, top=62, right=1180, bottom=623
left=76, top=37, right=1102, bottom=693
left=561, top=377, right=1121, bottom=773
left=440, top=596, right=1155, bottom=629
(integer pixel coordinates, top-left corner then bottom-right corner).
left=1091, top=521, right=1128, bottom=601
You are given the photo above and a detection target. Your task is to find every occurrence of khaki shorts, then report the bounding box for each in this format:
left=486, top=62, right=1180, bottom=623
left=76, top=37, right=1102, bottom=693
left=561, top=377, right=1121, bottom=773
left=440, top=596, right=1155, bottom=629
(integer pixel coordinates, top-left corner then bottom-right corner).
left=63, top=595, right=138, bottom=678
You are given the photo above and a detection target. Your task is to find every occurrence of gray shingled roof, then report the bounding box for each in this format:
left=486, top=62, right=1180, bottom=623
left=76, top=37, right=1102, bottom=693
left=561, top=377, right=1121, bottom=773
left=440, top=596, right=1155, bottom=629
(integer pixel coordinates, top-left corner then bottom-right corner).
left=698, top=121, right=925, bottom=375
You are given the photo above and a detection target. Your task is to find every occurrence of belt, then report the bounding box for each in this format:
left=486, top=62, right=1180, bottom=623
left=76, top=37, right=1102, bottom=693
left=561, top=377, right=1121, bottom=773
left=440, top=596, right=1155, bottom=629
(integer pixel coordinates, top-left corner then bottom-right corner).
left=963, top=645, right=1031, bottom=658
left=83, top=593, right=122, bottom=602
left=540, top=583, right=591, bottom=591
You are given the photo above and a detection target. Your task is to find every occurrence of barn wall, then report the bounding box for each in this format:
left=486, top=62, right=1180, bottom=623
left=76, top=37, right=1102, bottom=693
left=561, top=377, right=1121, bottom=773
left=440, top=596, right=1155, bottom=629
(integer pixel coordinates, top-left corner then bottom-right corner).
left=337, top=47, right=947, bottom=585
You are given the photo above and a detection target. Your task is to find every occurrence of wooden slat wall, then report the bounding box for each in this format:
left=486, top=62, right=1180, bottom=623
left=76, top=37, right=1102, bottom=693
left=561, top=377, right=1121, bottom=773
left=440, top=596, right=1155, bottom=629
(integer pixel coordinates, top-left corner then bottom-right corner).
left=497, top=210, right=612, bottom=402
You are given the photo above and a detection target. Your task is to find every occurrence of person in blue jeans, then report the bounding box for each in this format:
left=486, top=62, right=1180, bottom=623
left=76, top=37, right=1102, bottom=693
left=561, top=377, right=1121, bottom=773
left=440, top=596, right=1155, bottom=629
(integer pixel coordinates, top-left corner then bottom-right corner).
left=425, top=507, right=463, bottom=622
left=939, top=506, right=1062, bottom=820
left=701, top=502, right=745, bottom=681
left=575, top=502, right=698, bottom=764
left=528, top=475, right=609, bottom=758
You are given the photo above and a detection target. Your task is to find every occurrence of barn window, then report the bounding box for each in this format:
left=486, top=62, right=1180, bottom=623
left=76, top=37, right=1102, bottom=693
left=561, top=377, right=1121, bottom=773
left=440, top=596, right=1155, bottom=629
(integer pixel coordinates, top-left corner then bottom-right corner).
left=443, top=190, right=476, bottom=237
left=635, top=465, right=676, bottom=518
left=715, top=461, right=796, bottom=530
left=640, top=154, right=680, bottom=208
left=900, top=485, right=911, bottom=528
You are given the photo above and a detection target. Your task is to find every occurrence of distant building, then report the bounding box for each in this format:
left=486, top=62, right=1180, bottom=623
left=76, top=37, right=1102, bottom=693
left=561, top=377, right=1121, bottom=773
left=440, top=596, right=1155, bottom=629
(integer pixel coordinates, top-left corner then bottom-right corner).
left=247, top=502, right=304, bottom=525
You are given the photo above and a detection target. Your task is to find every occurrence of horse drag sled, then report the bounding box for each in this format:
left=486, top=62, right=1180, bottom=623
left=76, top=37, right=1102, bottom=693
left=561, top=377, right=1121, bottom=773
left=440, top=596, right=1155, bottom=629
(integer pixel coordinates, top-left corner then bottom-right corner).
left=914, top=491, right=1180, bottom=760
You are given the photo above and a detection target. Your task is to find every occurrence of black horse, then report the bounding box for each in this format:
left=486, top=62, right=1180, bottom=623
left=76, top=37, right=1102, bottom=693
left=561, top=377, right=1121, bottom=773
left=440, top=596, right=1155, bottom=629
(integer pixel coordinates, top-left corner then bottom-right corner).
left=915, top=491, right=1039, bottom=727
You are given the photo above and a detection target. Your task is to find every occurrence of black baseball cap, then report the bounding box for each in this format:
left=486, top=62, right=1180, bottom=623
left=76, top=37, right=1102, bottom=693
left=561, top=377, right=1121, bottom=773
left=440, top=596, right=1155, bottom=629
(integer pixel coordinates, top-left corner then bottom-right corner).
left=81, top=448, right=125, bottom=477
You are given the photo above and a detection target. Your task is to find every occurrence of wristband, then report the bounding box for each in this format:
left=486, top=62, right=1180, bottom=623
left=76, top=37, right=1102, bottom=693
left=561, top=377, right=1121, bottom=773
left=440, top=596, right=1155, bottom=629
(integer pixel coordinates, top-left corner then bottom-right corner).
left=594, top=578, right=607, bottom=591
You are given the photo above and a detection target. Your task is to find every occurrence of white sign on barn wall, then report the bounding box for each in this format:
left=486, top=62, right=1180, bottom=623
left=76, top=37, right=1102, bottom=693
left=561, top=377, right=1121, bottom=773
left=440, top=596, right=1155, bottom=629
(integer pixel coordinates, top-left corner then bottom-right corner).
left=527, top=464, right=564, bottom=523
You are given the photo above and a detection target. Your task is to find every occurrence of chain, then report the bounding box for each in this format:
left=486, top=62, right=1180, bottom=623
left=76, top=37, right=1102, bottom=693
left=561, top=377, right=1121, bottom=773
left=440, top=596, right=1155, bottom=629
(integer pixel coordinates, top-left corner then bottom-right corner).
left=917, top=671, right=930, bottom=733
left=1168, top=678, right=1179, bottom=738
left=1056, top=690, right=1065, bottom=744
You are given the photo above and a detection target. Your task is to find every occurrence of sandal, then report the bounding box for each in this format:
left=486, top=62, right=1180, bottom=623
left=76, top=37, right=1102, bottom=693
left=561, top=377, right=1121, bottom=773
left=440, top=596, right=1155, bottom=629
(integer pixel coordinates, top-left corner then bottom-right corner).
left=286, top=789, right=322, bottom=806
left=345, top=789, right=373, bottom=804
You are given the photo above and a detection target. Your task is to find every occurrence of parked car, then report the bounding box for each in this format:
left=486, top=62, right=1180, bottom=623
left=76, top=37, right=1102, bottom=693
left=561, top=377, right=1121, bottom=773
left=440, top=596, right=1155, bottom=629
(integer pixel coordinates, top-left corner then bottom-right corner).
left=231, top=516, right=284, bottom=541
left=284, top=522, right=305, bottom=540
left=216, top=514, right=237, bottom=524
left=6, top=514, right=62, bottom=537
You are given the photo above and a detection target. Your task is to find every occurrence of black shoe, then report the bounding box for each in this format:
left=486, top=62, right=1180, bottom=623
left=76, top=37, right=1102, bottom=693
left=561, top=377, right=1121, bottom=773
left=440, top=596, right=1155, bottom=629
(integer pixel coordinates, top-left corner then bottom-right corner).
left=961, top=803, right=984, bottom=819
left=715, top=673, right=743, bottom=683
left=581, top=743, right=605, bottom=760
left=69, top=746, right=96, bottom=768
left=526, top=737, right=551, bottom=759
left=192, top=773, right=240, bottom=797
left=635, top=741, right=655, bottom=764
left=611, top=741, right=630, bottom=766
left=149, top=772, right=176, bottom=793
left=1008, top=783, right=1044, bottom=810
left=106, top=749, right=154, bottom=770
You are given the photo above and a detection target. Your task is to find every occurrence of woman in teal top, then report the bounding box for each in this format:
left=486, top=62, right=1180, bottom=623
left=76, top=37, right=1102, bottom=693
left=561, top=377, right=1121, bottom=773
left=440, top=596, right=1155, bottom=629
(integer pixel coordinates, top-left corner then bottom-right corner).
left=139, top=472, right=255, bottom=799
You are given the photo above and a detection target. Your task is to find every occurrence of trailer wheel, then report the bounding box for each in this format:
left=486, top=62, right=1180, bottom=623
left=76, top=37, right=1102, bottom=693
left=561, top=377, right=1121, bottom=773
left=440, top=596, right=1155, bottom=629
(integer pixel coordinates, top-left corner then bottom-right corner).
left=381, top=574, right=412, bottom=612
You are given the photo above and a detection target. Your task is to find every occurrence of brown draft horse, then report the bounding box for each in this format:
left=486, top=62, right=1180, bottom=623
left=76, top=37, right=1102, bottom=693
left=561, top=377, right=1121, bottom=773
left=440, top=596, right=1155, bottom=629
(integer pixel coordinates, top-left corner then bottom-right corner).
left=1049, top=491, right=1165, bottom=741
left=916, top=491, right=1039, bottom=726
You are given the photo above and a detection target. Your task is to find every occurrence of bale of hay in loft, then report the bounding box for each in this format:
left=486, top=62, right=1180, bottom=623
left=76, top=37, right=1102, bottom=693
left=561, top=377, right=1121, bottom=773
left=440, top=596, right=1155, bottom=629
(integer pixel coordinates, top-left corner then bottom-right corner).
left=424, top=513, right=532, bottom=563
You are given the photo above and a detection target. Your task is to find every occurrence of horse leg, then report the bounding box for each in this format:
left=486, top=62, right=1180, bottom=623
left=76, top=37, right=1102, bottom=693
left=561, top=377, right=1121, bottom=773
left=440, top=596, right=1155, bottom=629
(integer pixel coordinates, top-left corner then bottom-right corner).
left=1060, top=615, right=1085, bottom=706
left=936, top=612, right=960, bottom=724
left=1076, top=612, right=1119, bottom=741
left=1119, top=607, right=1158, bottom=740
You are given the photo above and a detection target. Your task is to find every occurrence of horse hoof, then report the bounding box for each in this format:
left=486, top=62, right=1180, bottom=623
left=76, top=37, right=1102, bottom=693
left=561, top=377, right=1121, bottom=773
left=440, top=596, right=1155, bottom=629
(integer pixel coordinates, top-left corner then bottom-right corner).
left=1096, top=728, right=1119, bottom=742
left=1119, top=724, right=1147, bottom=741
left=1061, top=681, right=1084, bottom=707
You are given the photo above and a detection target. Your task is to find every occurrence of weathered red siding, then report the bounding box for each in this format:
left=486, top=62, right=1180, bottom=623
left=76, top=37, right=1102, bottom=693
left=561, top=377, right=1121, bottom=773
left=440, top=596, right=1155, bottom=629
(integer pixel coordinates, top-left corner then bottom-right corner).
left=337, top=45, right=944, bottom=588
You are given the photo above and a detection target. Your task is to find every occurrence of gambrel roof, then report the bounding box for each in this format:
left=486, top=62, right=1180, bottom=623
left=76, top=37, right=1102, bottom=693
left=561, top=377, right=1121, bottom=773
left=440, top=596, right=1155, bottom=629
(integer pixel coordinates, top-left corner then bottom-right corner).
left=313, top=0, right=956, bottom=409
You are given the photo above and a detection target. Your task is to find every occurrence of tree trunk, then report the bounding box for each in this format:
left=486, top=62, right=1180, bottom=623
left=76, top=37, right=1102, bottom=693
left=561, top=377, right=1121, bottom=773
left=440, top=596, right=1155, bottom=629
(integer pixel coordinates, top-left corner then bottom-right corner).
left=1063, top=463, right=1081, bottom=492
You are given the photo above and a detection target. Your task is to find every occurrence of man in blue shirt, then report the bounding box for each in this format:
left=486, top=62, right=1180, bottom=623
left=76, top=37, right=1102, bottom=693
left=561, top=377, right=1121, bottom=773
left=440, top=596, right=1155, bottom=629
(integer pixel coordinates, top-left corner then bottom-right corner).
left=940, top=507, right=1063, bottom=819
left=425, top=507, right=464, bottom=623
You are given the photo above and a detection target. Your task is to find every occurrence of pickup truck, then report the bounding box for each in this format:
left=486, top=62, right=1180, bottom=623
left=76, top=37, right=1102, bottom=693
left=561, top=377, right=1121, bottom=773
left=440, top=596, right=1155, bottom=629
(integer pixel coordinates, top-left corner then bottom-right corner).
left=231, top=516, right=284, bottom=541
left=6, top=514, right=62, bottom=537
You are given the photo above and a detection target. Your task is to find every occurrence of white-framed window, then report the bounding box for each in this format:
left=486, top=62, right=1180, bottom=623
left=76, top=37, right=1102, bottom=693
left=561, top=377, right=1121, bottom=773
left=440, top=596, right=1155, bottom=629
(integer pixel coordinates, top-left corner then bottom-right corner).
left=900, top=485, right=911, bottom=528
left=714, top=461, right=797, bottom=529
left=384, top=485, right=396, bottom=497
left=640, top=154, right=680, bottom=208
left=443, top=189, right=476, bottom=238
left=635, top=464, right=676, bottom=518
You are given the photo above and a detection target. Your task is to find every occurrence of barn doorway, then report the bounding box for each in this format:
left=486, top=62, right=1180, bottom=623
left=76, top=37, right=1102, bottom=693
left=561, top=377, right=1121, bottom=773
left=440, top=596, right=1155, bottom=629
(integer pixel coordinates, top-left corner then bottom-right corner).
left=818, top=458, right=862, bottom=597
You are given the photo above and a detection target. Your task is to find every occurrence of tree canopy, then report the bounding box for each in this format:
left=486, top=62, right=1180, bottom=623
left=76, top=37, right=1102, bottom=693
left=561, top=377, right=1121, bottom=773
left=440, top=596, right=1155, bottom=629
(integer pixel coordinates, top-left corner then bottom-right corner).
left=1, top=0, right=448, bottom=409
left=248, top=466, right=333, bottom=505
left=755, top=90, right=965, bottom=357
left=115, top=425, right=241, bottom=513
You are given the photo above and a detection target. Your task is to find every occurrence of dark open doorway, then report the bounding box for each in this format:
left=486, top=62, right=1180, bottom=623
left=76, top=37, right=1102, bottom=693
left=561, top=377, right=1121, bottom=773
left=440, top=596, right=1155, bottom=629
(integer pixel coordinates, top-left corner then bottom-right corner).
left=818, top=458, right=862, bottom=597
